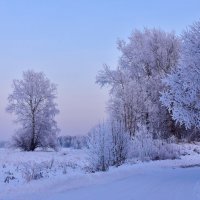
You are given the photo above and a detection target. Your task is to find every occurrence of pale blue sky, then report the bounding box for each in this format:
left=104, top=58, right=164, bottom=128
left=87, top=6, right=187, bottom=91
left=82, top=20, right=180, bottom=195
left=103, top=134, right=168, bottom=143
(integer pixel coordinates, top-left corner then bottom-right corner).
left=0, top=0, right=199, bottom=139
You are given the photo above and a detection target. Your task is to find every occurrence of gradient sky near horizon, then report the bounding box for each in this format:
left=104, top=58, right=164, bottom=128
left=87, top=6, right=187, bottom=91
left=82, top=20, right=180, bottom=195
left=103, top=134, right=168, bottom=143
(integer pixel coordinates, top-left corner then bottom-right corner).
left=0, top=0, right=200, bottom=140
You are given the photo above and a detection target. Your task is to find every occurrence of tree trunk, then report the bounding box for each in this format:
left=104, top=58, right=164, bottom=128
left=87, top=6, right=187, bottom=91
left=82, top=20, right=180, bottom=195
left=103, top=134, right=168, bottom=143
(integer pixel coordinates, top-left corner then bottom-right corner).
left=30, top=109, right=36, bottom=151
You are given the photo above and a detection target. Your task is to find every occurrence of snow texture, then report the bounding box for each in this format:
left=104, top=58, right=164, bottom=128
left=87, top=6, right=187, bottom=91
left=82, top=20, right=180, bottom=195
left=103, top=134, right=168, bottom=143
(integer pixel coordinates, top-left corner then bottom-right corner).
left=1, top=144, right=200, bottom=200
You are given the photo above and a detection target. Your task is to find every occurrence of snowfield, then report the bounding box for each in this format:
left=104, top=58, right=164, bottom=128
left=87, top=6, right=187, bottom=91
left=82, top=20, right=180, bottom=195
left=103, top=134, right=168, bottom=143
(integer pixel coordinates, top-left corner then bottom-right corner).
left=1, top=144, right=200, bottom=200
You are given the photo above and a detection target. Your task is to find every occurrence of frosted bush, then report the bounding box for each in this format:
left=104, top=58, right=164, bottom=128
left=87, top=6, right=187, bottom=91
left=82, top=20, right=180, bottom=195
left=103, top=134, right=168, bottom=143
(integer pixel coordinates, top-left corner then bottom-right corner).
left=21, top=162, right=44, bottom=182
left=130, top=126, right=180, bottom=161
left=87, top=121, right=131, bottom=172
left=87, top=123, right=112, bottom=172
left=110, top=121, right=131, bottom=166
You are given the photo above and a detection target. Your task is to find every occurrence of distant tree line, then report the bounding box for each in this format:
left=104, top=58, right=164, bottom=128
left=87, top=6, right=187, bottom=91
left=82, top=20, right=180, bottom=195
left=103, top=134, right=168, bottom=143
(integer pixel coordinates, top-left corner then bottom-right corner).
left=0, top=141, right=8, bottom=148
left=58, top=135, right=87, bottom=149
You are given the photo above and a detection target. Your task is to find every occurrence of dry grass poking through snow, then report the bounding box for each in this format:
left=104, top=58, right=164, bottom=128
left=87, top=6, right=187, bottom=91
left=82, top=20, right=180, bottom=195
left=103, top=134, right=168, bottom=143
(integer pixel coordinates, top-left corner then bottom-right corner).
left=0, top=148, right=89, bottom=185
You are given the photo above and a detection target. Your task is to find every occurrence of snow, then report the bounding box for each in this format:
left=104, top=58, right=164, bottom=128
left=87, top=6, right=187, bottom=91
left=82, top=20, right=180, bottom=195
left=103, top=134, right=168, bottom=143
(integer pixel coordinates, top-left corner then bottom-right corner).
left=0, top=148, right=88, bottom=166
left=1, top=144, right=200, bottom=200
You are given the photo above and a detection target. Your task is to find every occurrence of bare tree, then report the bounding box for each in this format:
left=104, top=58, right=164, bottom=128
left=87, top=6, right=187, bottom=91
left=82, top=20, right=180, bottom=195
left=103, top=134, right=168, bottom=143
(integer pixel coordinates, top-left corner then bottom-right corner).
left=7, top=70, right=59, bottom=151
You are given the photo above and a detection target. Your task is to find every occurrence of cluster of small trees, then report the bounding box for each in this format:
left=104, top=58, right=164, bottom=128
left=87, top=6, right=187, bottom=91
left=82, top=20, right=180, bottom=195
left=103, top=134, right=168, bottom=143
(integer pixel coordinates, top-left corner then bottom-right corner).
left=96, top=28, right=181, bottom=138
left=87, top=20, right=200, bottom=171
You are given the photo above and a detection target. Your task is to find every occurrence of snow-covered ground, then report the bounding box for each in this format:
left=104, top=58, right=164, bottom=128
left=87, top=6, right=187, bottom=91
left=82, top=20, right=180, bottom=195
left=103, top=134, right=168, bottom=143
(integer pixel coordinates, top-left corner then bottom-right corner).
left=1, top=144, right=200, bottom=200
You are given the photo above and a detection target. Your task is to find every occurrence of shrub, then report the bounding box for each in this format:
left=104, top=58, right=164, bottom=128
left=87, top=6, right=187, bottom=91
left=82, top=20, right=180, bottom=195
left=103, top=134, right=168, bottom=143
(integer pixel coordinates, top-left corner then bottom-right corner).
left=87, top=121, right=131, bottom=171
left=130, top=126, right=180, bottom=161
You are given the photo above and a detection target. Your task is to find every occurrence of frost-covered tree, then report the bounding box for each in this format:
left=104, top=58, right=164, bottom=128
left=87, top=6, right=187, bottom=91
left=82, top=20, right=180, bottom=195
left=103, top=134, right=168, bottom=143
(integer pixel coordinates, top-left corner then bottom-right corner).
left=161, top=21, right=200, bottom=129
left=110, top=120, right=131, bottom=166
left=7, top=70, right=59, bottom=151
left=87, top=120, right=130, bottom=171
left=97, top=28, right=180, bottom=137
left=87, top=122, right=112, bottom=171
